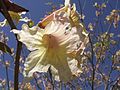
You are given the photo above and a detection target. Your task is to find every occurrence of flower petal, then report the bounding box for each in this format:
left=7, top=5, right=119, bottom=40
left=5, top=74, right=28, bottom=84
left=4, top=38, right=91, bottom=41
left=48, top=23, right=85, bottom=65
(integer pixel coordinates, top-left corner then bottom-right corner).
left=53, top=54, right=73, bottom=82
left=68, top=59, right=82, bottom=76
left=24, top=47, right=46, bottom=77
left=42, top=47, right=73, bottom=82
left=64, top=0, right=70, bottom=7
left=12, top=24, right=44, bottom=51
left=38, top=7, right=68, bottom=28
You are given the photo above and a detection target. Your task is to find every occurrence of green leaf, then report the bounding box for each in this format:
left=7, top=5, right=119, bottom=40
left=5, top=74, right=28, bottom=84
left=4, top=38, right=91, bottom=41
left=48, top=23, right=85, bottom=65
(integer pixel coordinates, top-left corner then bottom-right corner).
left=95, top=42, right=101, bottom=47
left=0, top=42, right=12, bottom=54
left=28, top=20, right=34, bottom=28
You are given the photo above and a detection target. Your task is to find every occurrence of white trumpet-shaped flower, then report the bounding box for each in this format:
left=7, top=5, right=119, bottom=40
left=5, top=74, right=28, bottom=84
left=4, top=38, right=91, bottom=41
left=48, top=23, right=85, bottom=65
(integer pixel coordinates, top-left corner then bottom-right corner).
left=12, top=0, right=89, bottom=82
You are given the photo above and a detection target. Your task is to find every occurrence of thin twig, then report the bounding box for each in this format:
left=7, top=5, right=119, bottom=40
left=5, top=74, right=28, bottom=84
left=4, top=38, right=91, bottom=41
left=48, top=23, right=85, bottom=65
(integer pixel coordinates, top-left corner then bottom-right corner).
left=2, top=53, right=10, bottom=90
left=115, top=0, right=118, bottom=9
left=33, top=76, right=42, bottom=90
left=77, top=1, right=96, bottom=89
left=48, top=66, right=54, bottom=90
left=104, top=63, right=113, bottom=90
left=77, top=0, right=84, bottom=23
left=3, top=34, right=10, bottom=90
left=5, top=65, right=10, bottom=90
left=82, top=0, right=86, bottom=11
left=89, top=34, right=95, bottom=90
left=0, top=0, right=22, bottom=90
left=104, top=52, right=115, bottom=90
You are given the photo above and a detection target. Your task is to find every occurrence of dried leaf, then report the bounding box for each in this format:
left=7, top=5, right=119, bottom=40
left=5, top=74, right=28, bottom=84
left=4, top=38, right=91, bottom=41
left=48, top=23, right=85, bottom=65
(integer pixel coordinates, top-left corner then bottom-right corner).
left=0, top=11, right=30, bottom=27
left=8, top=11, right=21, bottom=24
left=0, top=42, right=12, bottom=54
left=0, top=0, right=28, bottom=13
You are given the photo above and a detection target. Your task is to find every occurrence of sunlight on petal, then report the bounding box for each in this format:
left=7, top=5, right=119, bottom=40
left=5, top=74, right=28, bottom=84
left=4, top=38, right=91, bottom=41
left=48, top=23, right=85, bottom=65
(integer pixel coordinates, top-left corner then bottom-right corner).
left=13, top=0, right=89, bottom=82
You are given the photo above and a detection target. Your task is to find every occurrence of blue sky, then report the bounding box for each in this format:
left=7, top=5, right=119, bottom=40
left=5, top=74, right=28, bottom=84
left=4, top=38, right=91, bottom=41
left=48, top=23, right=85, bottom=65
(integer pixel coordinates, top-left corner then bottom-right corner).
left=0, top=0, right=120, bottom=89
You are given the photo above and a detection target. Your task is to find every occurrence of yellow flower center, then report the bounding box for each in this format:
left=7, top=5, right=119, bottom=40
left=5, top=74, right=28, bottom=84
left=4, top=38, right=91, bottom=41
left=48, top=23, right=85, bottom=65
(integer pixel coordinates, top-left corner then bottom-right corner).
left=42, top=34, right=59, bottom=50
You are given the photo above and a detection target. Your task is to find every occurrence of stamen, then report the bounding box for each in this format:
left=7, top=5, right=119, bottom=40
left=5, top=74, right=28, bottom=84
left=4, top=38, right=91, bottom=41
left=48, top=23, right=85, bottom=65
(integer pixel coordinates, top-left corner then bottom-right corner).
left=42, top=34, right=59, bottom=49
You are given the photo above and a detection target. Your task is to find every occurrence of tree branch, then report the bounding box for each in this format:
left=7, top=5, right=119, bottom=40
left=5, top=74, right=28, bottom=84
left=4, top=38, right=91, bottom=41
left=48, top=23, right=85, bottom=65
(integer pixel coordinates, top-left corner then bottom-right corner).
left=0, top=0, right=22, bottom=90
